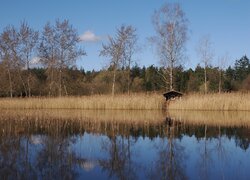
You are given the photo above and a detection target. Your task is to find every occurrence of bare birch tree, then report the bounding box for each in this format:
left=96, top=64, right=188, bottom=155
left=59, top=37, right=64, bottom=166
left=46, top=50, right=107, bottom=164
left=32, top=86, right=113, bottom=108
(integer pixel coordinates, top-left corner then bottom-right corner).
left=151, top=3, right=188, bottom=91
left=38, top=19, right=85, bottom=96
left=38, top=22, right=57, bottom=96
left=197, top=35, right=214, bottom=94
left=118, top=25, right=138, bottom=94
left=100, top=25, right=137, bottom=96
left=0, top=29, right=13, bottom=97
left=0, top=26, right=21, bottom=97
left=19, top=21, right=39, bottom=97
left=100, top=36, right=123, bottom=96
left=217, top=53, right=229, bottom=93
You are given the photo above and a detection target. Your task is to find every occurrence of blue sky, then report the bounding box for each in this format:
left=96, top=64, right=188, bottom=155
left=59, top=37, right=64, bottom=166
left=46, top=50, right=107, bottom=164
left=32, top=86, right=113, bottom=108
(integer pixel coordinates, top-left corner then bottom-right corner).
left=1, top=0, right=250, bottom=70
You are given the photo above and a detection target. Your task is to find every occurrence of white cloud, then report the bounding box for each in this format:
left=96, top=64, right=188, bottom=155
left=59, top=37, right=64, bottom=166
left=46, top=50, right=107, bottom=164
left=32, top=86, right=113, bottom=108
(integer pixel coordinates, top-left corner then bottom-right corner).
left=30, top=57, right=40, bottom=65
left=79, top=30, right=101, bottom=42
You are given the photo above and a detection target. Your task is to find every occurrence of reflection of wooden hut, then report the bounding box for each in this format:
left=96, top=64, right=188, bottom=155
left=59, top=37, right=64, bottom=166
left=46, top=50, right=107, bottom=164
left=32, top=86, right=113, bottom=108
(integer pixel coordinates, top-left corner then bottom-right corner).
left=163, top=90, right=183, bottom=101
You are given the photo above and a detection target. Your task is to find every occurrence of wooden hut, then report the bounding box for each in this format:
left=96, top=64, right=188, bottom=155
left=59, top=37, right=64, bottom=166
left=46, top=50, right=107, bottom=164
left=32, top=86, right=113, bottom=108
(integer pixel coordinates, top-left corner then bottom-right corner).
left=163, top=90, right=183, bottom=101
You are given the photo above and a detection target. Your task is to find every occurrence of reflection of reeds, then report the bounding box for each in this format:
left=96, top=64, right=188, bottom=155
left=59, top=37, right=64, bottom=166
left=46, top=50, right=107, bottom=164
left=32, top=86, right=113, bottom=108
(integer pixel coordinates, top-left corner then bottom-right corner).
left=168, top=93, right=250, bottom=111
left=0, top=109, right=165, bottom=124
left=168, top=110, right=250, bottom=127
left=0, top=94, right=164, bottom=110
left=0, top=109, right=166, bottom=137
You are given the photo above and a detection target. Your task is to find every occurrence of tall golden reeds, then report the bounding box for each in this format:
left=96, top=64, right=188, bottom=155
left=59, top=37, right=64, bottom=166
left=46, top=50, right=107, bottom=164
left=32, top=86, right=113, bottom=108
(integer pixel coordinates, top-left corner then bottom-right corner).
left=168, top=92, right=250, bottom=111
left=0, top=93, right=164, bottom=110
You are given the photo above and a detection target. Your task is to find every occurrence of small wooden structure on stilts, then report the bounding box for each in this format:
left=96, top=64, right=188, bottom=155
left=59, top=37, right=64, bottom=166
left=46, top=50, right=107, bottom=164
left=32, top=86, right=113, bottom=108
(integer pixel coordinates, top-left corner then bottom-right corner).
left=163, top=90, right=183, bottom=109
left=163, top=90, right=183, bottom=101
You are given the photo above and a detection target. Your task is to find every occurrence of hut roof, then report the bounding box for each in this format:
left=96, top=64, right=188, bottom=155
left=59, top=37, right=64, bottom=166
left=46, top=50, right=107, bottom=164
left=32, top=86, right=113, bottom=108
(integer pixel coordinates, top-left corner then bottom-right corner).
left=163, top=90, right=183, bottom=101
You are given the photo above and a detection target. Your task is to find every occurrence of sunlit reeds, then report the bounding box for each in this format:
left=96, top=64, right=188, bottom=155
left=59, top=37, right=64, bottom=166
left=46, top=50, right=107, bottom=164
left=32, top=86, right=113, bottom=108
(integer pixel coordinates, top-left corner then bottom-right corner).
left=168, top=92, right=250, bottom=111
left=0, top=93, right=164, bottom=110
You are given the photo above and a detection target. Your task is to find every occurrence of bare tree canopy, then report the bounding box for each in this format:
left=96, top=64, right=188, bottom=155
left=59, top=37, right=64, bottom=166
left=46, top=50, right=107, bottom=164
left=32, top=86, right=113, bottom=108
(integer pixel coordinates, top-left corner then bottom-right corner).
left=19, top=21, right=39, bottom=70
left=0, top=26, right=20, bottom=68
left=196, top=35, right=214, bottom=94
left=0, top=26, right=20, bottom=97
left=197, top=35, right=214, bottom=68
left=38, top=19, right=86, bottom=96
left=39, top=19, right=85, bottom=69
left=119, top=25, right=138, bottom=94
left=151, top=3, right=188, bottom=91
left=100, top=25, right=137, bottom=96
left=218, top=53, right=229, bottom=93
left=19, top=21, right=39, bottom=97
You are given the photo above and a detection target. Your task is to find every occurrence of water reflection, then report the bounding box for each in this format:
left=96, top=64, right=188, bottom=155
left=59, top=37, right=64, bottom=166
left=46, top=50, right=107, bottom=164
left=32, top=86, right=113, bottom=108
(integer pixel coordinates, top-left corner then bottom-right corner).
left=148, top=119, right=187, bottom=180
left=0, top=109, right=250, bottom=179
left=99, top=136, right=138, bottom=180
left=167, top=110, right=250, bottom=127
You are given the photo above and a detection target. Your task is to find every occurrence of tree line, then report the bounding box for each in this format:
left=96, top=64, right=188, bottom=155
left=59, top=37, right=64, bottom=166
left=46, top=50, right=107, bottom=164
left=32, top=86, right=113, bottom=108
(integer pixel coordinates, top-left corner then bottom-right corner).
left=0, top=55, right=249, bottom=97
left=0, top=3, right=249, bottom=97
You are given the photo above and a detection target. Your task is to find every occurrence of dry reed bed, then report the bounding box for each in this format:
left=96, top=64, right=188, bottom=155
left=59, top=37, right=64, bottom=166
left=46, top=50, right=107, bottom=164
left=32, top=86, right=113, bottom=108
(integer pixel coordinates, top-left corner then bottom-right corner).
left=168, top=110, right=250, bottom=127
left=0, top=94, right=164, bottom=110
left=168, top=93, right=250, bottom=111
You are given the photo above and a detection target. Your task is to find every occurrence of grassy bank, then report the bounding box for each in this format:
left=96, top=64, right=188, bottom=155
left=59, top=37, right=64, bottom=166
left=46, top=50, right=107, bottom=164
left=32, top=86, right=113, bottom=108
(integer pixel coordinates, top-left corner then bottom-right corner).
left=0, top=93, right=164, bottom=110
left=168, top=92, right=250, bottom=111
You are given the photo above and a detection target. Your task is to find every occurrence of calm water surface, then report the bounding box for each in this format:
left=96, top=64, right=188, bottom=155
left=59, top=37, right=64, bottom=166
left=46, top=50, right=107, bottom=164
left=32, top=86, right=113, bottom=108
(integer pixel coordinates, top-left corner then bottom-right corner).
left=0, top=110, right=250, bottom=180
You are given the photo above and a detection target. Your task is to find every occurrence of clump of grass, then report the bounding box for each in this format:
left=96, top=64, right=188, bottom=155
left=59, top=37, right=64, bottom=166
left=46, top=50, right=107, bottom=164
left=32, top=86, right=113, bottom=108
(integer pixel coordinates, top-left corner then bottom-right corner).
left=0, top=93, right=164, bottom=110
left=168, top=92, right=250, bottom=111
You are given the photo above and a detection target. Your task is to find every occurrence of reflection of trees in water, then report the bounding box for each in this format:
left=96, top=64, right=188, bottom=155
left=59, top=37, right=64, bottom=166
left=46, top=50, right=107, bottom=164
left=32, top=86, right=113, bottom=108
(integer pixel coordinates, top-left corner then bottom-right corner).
left=197, top=125, right=213, bottom=180
left=1, top=112, right=250, bottom=179
left=214, top=126, right=228, bottom=180
left=1, top=111, right=250, bottom=150
left=35, top=135, right=78, bottom=179
left=0, top=119, right=80, bottom=179
left=235, top=137, right=250, bottom=150
left=197, top=125, right=234, bottom=180
left=0, top=134, right=36, bottom=179
left=195, top=124, right=250, bottom=180
left=0, top=116, right=164, bottom=179
left=168, top=110, right=250, bottom=152
left=178, top=123, right=250, bottom=151
left=234, top=128, right=250, bottom=151
left=148, top=120, right=187, bottom=180
left=99, top=135, right=137, bottom=180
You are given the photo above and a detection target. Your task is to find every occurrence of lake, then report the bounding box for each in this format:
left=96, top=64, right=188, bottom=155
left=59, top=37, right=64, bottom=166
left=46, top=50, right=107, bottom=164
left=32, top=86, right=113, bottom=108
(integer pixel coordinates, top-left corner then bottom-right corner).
left=0, top=109, right=250, bottom=180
